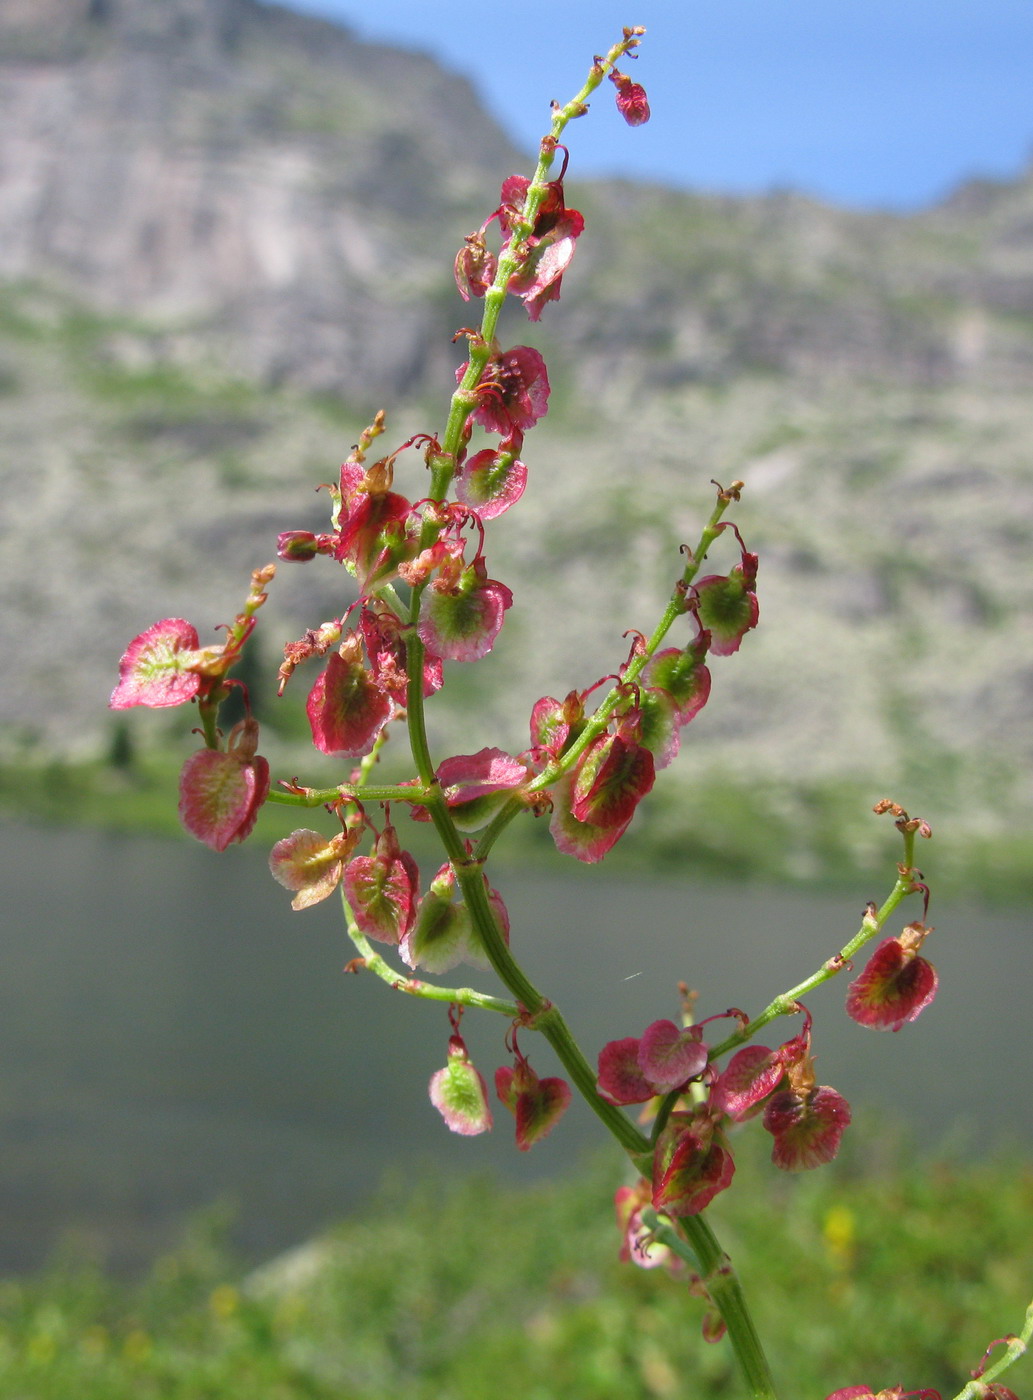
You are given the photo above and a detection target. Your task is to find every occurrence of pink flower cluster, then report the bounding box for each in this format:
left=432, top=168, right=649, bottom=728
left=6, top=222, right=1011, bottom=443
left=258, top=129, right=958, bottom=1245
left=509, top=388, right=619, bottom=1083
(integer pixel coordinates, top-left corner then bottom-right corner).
left=456, top=171, right=586, bottom=322
left=603, top=1006, right=850, bottom=1254
left=607, top=911, right=939, bottom=1269
left=108, top=61, right=668, bottom=872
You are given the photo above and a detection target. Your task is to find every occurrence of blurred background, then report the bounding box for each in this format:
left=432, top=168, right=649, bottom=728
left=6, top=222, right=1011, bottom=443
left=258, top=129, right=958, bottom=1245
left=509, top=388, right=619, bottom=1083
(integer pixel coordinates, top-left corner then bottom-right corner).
left=1, top=0, right=1032, bottom=1288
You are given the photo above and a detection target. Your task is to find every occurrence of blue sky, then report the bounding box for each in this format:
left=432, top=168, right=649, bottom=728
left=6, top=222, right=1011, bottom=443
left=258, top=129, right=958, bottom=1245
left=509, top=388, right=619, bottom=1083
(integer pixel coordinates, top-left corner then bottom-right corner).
left=279, top=0, right=1033, bottom=210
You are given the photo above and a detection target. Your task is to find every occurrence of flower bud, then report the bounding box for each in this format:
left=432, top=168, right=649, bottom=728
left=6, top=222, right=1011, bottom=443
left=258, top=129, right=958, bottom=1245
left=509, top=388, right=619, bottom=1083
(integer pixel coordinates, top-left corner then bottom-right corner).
left=277, top=531, right=320, bottom=562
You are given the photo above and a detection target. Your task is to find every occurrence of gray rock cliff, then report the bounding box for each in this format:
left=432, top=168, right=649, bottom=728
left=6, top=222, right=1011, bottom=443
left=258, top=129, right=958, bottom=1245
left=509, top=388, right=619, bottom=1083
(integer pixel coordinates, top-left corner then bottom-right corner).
left=0, top=0, right=519, bottom=398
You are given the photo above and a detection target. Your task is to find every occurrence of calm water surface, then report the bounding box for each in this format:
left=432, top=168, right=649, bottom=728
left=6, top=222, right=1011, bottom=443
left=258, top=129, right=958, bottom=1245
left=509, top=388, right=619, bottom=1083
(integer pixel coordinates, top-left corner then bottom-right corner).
left=2, top=820, right=1029, bottom=1273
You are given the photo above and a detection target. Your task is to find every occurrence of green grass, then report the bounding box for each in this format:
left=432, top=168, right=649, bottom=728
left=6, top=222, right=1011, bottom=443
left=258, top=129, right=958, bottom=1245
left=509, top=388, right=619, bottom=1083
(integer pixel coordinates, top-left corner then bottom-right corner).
left=2, top=1135, right=1031, bottom=1399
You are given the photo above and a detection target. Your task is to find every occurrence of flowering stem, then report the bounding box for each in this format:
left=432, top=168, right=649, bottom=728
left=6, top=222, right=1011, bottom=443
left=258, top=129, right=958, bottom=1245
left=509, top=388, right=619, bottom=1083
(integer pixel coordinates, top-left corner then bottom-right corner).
left=397, top=612, right=648, bottom=1155
left=429, top=32, right=645, bottom=503
left=527, top=483, right=742, bottom=797
left=707, top=863, right=921, bottom=1064
left=452, top=809, right=651, bottom=1160
left=398, top=596, right=780, bottom=1389
left=368, top=37, right=778, bottom=1393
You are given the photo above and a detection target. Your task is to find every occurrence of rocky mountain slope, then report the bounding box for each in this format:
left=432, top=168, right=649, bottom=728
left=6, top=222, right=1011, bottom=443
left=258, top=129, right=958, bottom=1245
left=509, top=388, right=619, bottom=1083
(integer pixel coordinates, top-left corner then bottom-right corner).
left=2, top=0, right=1031, bottom=877
left=0, top=0, right=519, bottom=397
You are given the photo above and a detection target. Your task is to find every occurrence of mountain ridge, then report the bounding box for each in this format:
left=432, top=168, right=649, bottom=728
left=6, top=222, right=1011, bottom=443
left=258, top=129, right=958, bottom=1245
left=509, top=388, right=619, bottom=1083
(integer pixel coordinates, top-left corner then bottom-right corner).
left=1, top=0, right=1031, bottom=879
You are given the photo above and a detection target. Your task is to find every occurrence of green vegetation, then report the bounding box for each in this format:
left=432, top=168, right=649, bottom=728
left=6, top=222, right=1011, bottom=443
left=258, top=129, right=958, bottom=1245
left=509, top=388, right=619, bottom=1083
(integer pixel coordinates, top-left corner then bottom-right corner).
left=2, top=1136, right=1030, bottom=1399
left=0, top=752, right=320, bottom=850
left=4, top=750, right=1030, bottom=904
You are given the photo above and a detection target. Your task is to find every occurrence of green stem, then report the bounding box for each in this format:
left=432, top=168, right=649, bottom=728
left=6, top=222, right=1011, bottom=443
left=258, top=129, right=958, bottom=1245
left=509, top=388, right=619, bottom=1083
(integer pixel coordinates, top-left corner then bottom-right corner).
left=446, top=802, right=652, bottom=1161
left=643, top=1209, right=779, bottom=1400
left=266, top=782, right=430, bottom=808
left=343, top=907, right=518, bottom=1015
left=952, top=1300, right=1033, bottom=1400
left=390, top=526, right=647, bottom=1167
left=197, top=699, right=221, bottom=749
left=707, top=866, right=920, bottom=1063
left=396, top=618, right=648, bottom=1158
left=527, top=485, right=741, bottom=797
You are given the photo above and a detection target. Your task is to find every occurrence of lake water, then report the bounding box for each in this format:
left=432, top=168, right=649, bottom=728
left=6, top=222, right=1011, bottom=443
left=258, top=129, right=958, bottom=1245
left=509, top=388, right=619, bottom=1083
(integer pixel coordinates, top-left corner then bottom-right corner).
left=2, top=819, right=1030, bottom=1274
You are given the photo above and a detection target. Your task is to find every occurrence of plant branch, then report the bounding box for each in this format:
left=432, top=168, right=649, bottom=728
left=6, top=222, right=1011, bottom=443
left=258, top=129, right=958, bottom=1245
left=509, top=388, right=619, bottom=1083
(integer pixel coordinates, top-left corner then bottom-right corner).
left=707, top=863, right=921, bottom=1063
left=526, top=483, right=742, bottom=797
left=342, top=907, right=519, bottom=1016
left=642, top=1209, right=780, bottom=1400
left=952, top=1300, right=1033, bottom=1400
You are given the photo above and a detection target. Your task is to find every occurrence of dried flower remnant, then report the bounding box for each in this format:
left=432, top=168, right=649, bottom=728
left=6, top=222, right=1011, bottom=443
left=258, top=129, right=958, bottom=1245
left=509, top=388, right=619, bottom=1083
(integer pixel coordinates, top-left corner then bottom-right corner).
left=597, top=1035, right=657, bottom=1106
left=615, top=1179, right=683, bottom=1273
left=454, top=229, right=497, bottom=301
left=694, top=548, right=759, bottom=656
left=529, top=690, right=586, bottom=762
left=361, top=602, right=443, bottom=706
left=110, top=618, right=206, bottom=710
left=549, top=772, right=633, bottom=863
left=652, top=1109, right=736, bottom=1216
left=306, top=636, right=393, bottom=757
left=111, top=573, right=270, bottom=714
left=500, top=173, right=586, bottom=320
left=710, top=1044, right=789, bottom=1121
left=710, top=1011, right=812, bottom=1120
left=269, top=827, right=359, bottom=911
left=277, top=530, right=335, bottom=562
left=453, top=432, right=528, bottom=519
left=332, top=456, right=418, bottom=592
left=417, top=555, right=514, bottom=663
left=762, top=1056, right=852, bottom=1172
left=432, top=747, right=530, bottom=832
left=572, top=719, right=655, bottom=828
left=641, top=639, right=712, bottom=725
left=401, top=863, right=510, bottom=975
left=597, top=1017, right=710, bottom=1106
left=637, top=1019, right=710, bottom=1092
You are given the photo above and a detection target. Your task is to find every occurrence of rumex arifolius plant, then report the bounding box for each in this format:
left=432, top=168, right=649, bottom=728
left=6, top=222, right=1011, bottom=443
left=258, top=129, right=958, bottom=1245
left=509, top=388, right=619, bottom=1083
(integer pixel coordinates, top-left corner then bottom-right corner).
left=109, top=29, right=1031, bottom=1400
